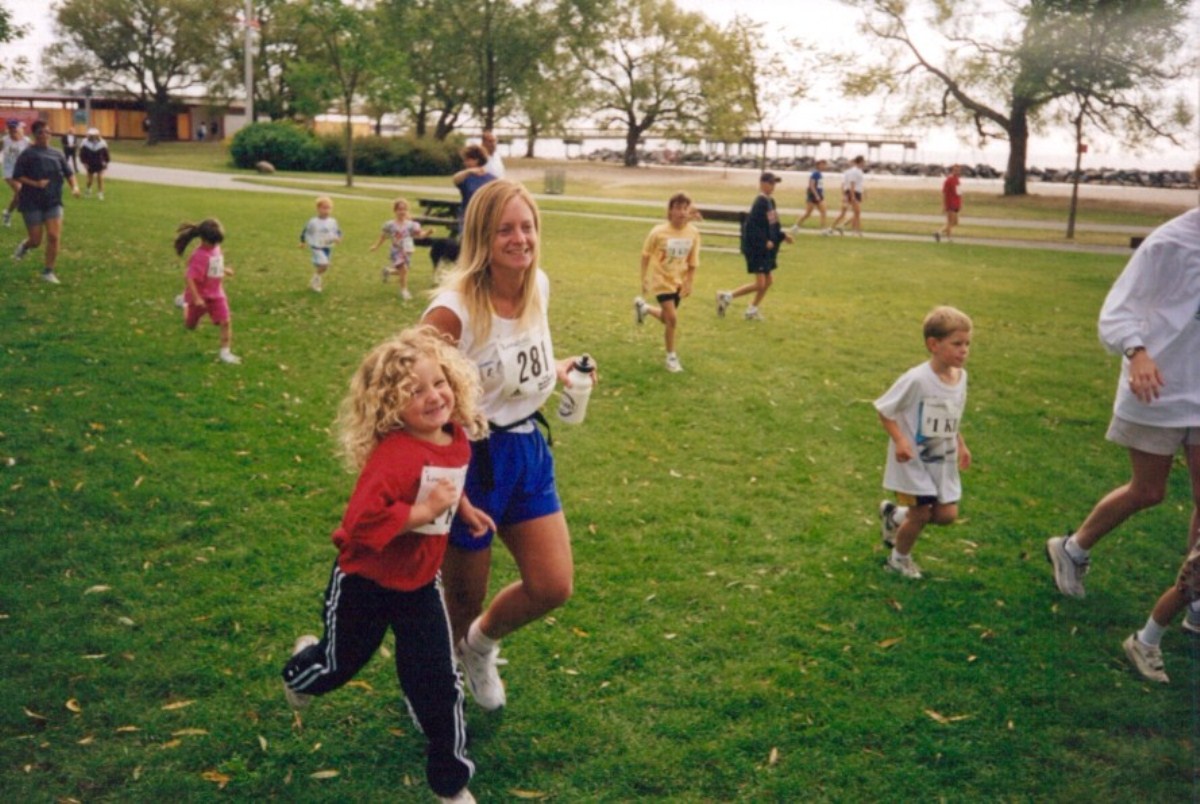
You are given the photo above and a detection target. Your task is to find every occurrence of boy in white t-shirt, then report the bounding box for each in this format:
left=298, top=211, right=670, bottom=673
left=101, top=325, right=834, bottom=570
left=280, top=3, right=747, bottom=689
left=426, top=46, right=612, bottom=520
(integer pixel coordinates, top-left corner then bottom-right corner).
left=299, top=196, right=342, bottom=292
left=874, top=306, right=973, bottom=579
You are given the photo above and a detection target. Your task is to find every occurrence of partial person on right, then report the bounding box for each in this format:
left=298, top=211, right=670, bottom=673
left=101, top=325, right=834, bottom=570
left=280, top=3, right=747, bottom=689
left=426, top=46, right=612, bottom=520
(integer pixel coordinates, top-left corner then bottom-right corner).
left=1046, top=163, right=1200, bottom=614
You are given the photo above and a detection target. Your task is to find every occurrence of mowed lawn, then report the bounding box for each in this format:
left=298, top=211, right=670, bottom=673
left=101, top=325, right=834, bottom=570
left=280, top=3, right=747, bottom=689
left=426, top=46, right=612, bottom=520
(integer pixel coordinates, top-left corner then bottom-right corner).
left=0, top=176, right=1196, bottom=801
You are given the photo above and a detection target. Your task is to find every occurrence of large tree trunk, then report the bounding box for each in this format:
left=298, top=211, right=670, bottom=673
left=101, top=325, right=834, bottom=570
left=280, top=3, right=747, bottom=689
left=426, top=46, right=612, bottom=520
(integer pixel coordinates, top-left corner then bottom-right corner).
left=1003, top=102, right=1030, bottom=196
left=623, top=127, right=640, bottom=167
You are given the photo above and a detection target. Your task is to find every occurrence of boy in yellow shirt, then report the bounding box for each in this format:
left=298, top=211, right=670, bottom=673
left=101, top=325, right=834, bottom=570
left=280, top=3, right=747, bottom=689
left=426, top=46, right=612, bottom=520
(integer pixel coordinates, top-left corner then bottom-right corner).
left=635, top=192, right=701, bottom=373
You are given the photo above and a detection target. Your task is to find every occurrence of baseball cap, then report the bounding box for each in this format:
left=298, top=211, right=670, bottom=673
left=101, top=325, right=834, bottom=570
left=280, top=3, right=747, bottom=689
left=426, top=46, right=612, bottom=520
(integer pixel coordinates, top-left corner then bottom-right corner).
left=6, top=119, right=21, bottom=129
left=759, top=171, right=782, bottom=184
left=86, top=127, right=100, bottom=136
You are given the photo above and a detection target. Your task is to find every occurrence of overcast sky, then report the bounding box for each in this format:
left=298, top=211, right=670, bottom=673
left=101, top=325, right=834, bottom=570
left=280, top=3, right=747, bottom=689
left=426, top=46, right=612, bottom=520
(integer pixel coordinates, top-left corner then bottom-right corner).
left=6, top=0, right=1198, bottom=170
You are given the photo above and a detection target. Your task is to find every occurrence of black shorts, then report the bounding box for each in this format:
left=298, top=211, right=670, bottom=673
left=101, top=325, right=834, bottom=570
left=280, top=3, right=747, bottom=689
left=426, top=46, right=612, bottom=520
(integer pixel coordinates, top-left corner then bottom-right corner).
left=744, top=252, right=777, bottom=274
left=806, top=191, right=824, bottom=205
left=656, top=292, right=681, bottom=307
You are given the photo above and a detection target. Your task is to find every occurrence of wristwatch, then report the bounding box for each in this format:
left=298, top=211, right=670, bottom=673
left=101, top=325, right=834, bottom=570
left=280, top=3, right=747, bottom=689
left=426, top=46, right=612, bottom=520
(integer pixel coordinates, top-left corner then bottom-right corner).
left=1123, top=345, right=1146, bottom=359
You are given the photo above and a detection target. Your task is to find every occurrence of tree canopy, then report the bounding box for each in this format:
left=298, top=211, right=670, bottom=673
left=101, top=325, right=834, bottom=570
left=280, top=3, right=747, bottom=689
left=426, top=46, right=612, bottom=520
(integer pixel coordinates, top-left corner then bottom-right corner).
left=840, top=0, right=1194, bottom=195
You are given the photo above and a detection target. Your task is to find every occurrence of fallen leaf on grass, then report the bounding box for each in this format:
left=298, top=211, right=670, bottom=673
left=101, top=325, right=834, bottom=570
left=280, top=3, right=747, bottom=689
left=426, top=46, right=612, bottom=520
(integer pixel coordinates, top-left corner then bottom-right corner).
left=768, top=747, right=779, bottom=766
left=83, top=585, right=111, bottom=595
left=387, top=728, right=406, bottom=738
left=161, top=700, right=196, bottom=711
left=347, top=680, right=374, bottom=692
left=877, top=637, right=904, bottom=650
left=572, top=627, right=589, bottom=637
left=201, top=770, right=231, bottom=788
left=509, top=790, right=548, bottom=799
left=65, top=699, right=82, bottom=713
left=258, top=735, right=269, bottom=752
left=172, top=728, right=208, bottom=737
left=23, top=707, right=47, bottom=724
left=886, top=598, right=903, bottom=611
left=160, top=739, right=182, bottom=749
left=310, top=769, right=339, bottom=780
left=115, top=725, right=140, bottom=733
left=78, top=735, right=94, bottom=745
left=82, top=653, right=107, bottom=660
left=925, top=709, right=971, bottom=725
left=117, top=617, right=136, bottom=627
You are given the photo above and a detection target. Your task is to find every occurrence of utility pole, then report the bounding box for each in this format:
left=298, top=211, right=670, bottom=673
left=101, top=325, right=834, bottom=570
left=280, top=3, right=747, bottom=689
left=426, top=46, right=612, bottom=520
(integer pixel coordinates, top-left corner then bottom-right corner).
left=244, top=0, right=255, bottom=125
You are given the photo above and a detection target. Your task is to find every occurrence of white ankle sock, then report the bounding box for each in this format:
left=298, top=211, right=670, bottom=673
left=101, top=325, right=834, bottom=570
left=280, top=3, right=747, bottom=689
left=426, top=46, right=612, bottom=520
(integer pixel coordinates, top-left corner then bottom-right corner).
left=894, top=506, right=908, bottom=526
left=1138, top=617, right=1165, bottom=648
left=1064, top=535, right=1089, bottom=563
left=467, top=619, right=497, bottom=652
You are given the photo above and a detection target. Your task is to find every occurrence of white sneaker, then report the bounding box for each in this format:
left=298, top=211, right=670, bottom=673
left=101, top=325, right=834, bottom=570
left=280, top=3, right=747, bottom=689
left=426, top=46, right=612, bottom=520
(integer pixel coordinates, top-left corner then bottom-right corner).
left=716, top=291, right=732, bottom=318
left=1045, top=535, right=1088, bottom=598
left=457, top=638, right=505, bottom=710
left=2, top=209, right=10, bottom=227
left=401, top=287, right=413, bottom=301
left=744, top=307, right=764, bottom=321
left=1123, top=633, right=1169, bottom=683
left=40, top=269, right=60, bottom=285
left=310, top=274, right=323, bottom=292
left=878, top=500, right=899, bottom=548
left=1182, top=609, right=1200, bottom=636
left=13, top=241, right=28, bottom=261
left=665, top=354, right=683, bottom=373
left=380, top=265, right=390, bottom=283
left=97, top=192, right=104, bottom=201
left=438, top=788, right=477, bottom=804
left=284, top=635, right=320, bottom=709
left=634, top=296, right=648, bottom=325
left=821, top=228, right=832, bottom=236
left=790, top=223, right=801, bottom=235
left=219, top=349, right=242, bottom=364
left=886, top=552, right=922, bottom=579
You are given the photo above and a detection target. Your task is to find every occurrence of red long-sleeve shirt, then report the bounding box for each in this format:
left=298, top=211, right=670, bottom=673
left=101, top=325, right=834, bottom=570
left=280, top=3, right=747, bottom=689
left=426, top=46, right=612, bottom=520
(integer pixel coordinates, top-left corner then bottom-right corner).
left=332, top=424, right=469, bottom=591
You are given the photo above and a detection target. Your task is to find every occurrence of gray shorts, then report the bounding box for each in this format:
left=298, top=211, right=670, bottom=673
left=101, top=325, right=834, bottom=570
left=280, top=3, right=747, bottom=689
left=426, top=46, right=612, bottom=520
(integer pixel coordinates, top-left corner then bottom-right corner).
left=22, top=206, right=64, bottom=226
left=1106, top=415, right=1200, bottom=456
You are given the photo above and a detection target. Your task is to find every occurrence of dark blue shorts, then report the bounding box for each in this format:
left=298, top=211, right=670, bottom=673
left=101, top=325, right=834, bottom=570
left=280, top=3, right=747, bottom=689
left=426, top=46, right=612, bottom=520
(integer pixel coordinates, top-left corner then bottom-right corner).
left=450, top=426, right=562, bottom=551
left=744, top=252, right=777, bottom=274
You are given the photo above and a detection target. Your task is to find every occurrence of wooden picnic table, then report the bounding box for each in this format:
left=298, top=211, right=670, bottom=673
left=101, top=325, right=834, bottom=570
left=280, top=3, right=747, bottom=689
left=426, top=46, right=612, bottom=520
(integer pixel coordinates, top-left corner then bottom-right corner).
left=417, top=197, right=463, bottom=219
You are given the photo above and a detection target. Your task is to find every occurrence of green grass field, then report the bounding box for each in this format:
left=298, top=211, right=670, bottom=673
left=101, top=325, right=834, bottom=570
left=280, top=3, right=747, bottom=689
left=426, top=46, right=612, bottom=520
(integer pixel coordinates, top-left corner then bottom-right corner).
left=1, top=171, right=1196, bottom=801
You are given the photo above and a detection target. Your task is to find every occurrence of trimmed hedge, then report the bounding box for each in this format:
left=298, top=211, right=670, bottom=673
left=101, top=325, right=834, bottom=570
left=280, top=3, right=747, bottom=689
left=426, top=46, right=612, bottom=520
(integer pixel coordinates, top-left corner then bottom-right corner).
left=231, top=121, right=460, bottom=176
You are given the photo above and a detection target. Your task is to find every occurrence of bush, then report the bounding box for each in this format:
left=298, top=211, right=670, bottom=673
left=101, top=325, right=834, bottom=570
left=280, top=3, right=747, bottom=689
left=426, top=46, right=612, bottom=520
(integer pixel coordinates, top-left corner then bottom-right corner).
left=314, top=133, right=460, bottom=177
left=230, top=121, right=321, bottom=171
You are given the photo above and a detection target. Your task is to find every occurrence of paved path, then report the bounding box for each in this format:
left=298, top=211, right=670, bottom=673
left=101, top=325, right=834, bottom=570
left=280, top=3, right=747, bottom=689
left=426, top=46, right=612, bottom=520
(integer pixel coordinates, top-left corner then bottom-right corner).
left=105, top=161, right=1148, bottom=256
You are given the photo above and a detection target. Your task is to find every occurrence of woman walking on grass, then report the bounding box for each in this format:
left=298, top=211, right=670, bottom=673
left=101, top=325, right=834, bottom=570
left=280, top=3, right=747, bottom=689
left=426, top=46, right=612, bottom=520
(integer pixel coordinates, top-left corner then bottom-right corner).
left=421, top=180, right=592, bottom=712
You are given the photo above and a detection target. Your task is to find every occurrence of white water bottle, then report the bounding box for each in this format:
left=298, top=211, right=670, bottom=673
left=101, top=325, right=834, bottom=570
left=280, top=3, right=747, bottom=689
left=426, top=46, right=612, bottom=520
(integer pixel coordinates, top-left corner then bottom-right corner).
left=557, top=354, right=595, bottom=424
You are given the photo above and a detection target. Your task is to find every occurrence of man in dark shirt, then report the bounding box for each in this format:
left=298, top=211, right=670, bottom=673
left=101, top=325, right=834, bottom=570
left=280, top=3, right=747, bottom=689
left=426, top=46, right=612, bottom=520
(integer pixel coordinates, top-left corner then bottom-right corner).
left=13, top=120, right=80, bottom=284
left=716, top=171, right=793, bottom=321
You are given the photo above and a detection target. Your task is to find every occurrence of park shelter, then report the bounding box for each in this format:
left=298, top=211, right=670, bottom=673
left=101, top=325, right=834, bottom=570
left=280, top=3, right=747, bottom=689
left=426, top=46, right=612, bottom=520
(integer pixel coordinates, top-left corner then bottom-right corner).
left=0, top=89, right=246, bottom=141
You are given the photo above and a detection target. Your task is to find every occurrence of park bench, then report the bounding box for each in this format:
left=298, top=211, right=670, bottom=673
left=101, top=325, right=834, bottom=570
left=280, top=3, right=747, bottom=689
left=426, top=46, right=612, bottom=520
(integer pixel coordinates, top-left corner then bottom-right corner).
left=413, top=197, right=463, bottom=267
left=695, top=207, right=746, bottom=248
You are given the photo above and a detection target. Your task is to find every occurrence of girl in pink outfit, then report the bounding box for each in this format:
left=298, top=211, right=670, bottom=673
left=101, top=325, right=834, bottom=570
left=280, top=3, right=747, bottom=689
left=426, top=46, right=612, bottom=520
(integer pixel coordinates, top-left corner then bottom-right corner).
left=175, top=219, right=241, bottom=364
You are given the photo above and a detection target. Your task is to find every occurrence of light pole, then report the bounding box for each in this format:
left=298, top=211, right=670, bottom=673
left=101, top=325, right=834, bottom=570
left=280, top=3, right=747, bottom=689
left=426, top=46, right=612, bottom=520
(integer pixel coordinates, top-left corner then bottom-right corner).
left=244, top=0, right=254, bottom=125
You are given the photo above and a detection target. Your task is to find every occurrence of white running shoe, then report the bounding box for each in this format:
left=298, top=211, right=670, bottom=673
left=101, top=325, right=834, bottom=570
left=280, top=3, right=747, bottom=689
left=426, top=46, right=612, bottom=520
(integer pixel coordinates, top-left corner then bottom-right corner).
left=284, top=635, right=320, bottom=709
left=2, top=209, right=10, bottom=227
left=1045, top=535, right=1088, bottom=598
left=13, top=241, right=28, bottom=261
left=744, top=307, right=764, bottom=321
left=716, top=291, right=732, bottom=317
left=174, top=293, right=186, bottom=309
left=438, top=788, right=477, bottom=804
left=219, top=349, right=242, bottom=365
left=665, top=353, right=683, bottom=373
left=821, top=228, right=833, bottom=236
left=886, top=553, right=922, bottom=579
left=457, top=638, right=506, bottom=710
left=878, top=500, right=899, bottom=548
left=634, top=296, right=648, bottom=325
left=310, top=274, right=323, bottom=292
left=98, top=192, right=104, bottom=201
left=40, top=269, right=61, bottom=284
left=790, top=223, right=801, bottom=236
left=1123, top=633, right=1168, bottom=683
left=401, top=287, right=413, bottom=301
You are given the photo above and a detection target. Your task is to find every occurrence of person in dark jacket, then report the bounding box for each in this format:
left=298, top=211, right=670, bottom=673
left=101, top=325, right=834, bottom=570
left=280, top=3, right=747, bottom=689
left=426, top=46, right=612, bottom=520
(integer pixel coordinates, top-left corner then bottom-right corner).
left=716, top=171, right=793, bottom=321
left=79, top=128, right=110, bottom=200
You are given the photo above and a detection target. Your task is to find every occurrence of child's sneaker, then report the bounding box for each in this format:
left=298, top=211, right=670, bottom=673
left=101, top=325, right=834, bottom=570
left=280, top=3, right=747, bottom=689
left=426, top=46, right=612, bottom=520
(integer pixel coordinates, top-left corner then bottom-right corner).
left=1045, top=534, right=1088, bottom=598
left=381, top=265, right=390, bottom=283
left=878, top=500, right=899, bottom=548
left=885, top=552, right=922, bottom=579
left=13, top=241, right=28, bottom=261
left=310, top=274, right=323, bottom=292
left=744, top=306, right=764, bottom=321
left=174, top=293, right=186, bottom=309
left=97, top=192, right=104, bottom=201
left=2, top=209, right=10, bottom=227
left=401, top=287, right=413, bottom=301
left=821, top=228, right=833, bottom=236
left=438, top=788, right=476, bottom=804
left=1122, top=633, right=1169, bottom=683
left=790, top=223, right=801, bottom=236
left=457, top=638, right=505, bottom=711
left=634, top=296, right=648, bottom=325
left=716, top=290, right=732, bottom=317
left=219, top=348, right=242, bottom=365
left=283, top=635, right=320, bottom=709
left=40, top=269, right=61, bottom=285
left=665, top=353, right=683, bottom=373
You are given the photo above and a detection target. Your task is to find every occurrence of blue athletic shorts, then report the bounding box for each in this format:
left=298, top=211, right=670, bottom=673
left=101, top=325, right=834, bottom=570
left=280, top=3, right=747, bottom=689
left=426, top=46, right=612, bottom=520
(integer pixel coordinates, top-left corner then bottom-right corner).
left=449, top=426, right=562, bottom=551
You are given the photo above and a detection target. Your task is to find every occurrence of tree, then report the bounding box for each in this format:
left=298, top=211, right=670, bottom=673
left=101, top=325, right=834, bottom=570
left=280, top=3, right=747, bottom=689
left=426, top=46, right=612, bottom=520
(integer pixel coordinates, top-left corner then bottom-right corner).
left=0, top=2, right=29, bottom=84
left=211, top=0, right=309, bottom=123
left=45, top=0, right=239, bottom=144
left=697, top=15, right=808, bottom=169
left=294, top=0, right=381, bottom=187
left=571, top=0, right=712, bottom=167
left=840, top=0, right=1194, bottom=196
